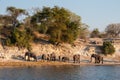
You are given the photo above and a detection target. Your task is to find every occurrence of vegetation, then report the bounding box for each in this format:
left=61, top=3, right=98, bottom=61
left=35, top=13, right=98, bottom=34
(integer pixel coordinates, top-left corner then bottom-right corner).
left=102, top=41, right=115, bottom=55
left=90, top=28, right=100, bottom=38
left=6, top=6, right=27, bottom=27
left=5, top=27, right=33, bottom=49
left=30, top=6, right=82, bottom=44
left=105, top=23, right=120, bottom=38
left=0, top=5, right=119, bottom=55
left=90, top=28, right=106, bottom=38
left=79, top=23, right=89, bottom=39
left=0, top=6, right=89, bottom=49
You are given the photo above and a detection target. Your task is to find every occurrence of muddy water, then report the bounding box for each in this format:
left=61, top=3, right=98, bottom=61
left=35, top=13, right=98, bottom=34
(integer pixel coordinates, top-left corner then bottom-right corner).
left=0, top=65, right=120, bottom=80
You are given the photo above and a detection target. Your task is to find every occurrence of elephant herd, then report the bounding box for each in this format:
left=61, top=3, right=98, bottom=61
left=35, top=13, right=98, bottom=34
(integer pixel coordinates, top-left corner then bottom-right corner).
left=41, top=53, right=80, bottom=63
left=24, top=51, right=104, bottom=64
left=41, top=53, right=56, bottom=61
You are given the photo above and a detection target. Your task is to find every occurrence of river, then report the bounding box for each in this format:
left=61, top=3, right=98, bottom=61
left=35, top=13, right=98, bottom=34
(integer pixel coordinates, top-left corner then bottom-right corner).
left=0, top=65, right=120, bottom=80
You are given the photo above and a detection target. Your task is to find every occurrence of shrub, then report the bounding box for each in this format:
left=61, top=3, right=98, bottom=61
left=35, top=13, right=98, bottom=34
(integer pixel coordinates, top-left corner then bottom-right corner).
left=102, top=41, right=115, bottom=55
left=5, top=28, right=33, bottom=49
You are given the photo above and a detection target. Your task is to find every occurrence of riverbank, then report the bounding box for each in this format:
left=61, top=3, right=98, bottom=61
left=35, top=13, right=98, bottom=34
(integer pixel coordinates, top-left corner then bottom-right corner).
left=0, top=41, right=120, bottom=67
left=0, top=60, right=120, bottom=67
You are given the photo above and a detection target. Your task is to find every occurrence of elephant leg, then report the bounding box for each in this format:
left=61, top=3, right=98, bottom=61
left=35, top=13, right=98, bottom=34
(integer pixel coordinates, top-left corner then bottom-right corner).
left=98, top=59, right=101, bottom=63
left=98, top=57, right=103, bottom=64
left=96, top=57, right=100, bottom=64
left=97, top=57, right=100, bottom=63
left=35, top=58, right=37, bottom=62
left=78, top=57, right=80, bottom=63
left=74, top=58, right=76, bottom=63
left=28, top=56, right=30, bottom=61
left=97, top=58, right=100, bottom=63
left=95, top=57, right=98, bottom=63
left=94, top=58, right=96, bottom=63
left=25, top=55, right=28, bottom=61
left=101, top=57, right=103, bottom=64
left=99, top=57, right=103, bottom=64
left=58, top=56, right=61, bottom=61
left=90, top=57, right=93, bottom=63
left=33, top=56, right=37, bottom=62
left=73, top=60, right=75, bottom=63
left=54, top=57, right=56, bottom=61
left=75, top=59, right=77, bottom=63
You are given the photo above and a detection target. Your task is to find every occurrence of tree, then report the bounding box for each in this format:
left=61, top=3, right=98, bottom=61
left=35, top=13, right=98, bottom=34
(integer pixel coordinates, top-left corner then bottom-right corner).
left=7, top=6, right=27, bottom=27
left=68, top=10, right=90, bottom=40
left=0, top=15, right=13, bottom=25
left=5, top=26, right=33, bottom=49
left=102, top=41, right=115, bottom=55
left=47, top=6, right=70, bottom=43
left=105, top=23, right=120, bottom=38
left=31, top=6, right=81, bottom=44
left=79, top=23, right=89, bottom=39
left=90, top=28, right=100, bottom=38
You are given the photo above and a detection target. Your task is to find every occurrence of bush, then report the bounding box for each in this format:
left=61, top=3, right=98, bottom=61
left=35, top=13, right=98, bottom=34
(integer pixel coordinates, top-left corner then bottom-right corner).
left=31, top=6, right=81, bottom=44
left=5, top=28, right=33, bottom=49
left=102, top=41, right=115, bottom=55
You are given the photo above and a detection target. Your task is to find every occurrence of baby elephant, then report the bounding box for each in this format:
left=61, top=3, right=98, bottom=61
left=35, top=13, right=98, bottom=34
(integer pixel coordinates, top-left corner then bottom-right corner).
left=62, top=56, right=69, bottom=62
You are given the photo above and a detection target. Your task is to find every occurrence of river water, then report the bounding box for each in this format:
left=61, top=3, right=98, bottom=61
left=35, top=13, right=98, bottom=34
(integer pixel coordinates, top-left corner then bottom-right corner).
left=0, top=65, right=120, bottom=80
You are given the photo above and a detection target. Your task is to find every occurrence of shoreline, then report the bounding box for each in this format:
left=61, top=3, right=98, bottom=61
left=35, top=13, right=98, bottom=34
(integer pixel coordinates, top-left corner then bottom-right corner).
left=0, top=60, right=120, bottom=67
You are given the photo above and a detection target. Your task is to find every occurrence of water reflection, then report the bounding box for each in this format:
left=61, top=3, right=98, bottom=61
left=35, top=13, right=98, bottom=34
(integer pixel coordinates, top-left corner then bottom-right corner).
left=0, top=65, right=120, bottom=80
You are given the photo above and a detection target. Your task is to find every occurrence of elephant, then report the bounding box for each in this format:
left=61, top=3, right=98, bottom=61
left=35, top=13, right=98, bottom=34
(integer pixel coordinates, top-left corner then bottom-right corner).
left=41, top=54, right=50, bottom=61
left=50, top=53, right=56, bottom=61
left=41, top=53, right=56, bottom=61
left=58, top=55, right=62, bottom=61
left=90, top=54, right=103, bottom=64
left=25, top=52, right=37, bottom=61
left=73, top=54, right=80, bottom=63
left=46, top=54, right=50, bottom=61
left=41, top=54, right=47, bottom=60
left=62, top=56, right=69, bottom=62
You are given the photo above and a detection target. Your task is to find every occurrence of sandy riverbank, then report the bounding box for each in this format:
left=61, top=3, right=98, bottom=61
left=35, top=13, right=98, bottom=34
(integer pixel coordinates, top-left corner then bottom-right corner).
left=0, top=60, right=120, bottom=67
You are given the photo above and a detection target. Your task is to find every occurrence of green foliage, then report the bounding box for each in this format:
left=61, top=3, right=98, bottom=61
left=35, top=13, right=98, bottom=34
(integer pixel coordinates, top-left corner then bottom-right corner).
left=61, top=21, right=79, bottom=43
left=102, top=41, right=115, bottom=55
left=31, top=6, right=81, bottom=44
left=6, top=6, right=27, bottom=29
left=1, top=6, right=85, bottom=46
left=90, top=28, right=100, bottom=38
left=5, top=28, right=33, bottom=49
left=5, top=38, right=12, bottom=46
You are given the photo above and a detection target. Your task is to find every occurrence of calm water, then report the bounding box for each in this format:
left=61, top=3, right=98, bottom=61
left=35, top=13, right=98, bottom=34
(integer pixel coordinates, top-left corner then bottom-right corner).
left=0, top=65, right=120, bottom=80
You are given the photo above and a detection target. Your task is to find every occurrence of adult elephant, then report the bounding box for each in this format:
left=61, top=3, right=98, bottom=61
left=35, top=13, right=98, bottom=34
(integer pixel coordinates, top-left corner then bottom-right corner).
left=41, top=54, right=47, bottom=60
left=41, top=54, right=50, bottom=61
left=25, top=52, right=37, bottom=61
left=90, top=54, right=103, bottom=64
left=50, top=53, right=56, bottom=61
left=73, top=54, right=80, bottom=63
